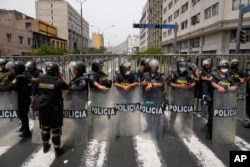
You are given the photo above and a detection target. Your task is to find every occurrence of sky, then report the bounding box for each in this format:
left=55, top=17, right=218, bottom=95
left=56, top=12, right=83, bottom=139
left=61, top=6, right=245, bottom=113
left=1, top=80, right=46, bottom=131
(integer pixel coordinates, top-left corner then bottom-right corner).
left=0, top=0, right=147, bottom=47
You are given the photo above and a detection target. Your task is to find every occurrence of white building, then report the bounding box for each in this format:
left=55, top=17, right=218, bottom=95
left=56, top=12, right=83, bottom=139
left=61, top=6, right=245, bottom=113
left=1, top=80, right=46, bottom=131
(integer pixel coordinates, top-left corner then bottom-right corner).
left=127, top=35, right=140, bottom=54
left=162, top=0, right=250, bottom=54
left=36, top=0, right=89, bottom=53
left=139, top=1, right=149, bottom=52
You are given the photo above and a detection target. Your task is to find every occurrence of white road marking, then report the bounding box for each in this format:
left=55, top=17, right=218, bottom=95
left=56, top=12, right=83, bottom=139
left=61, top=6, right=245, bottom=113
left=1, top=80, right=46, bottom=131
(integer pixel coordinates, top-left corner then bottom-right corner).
left=133, top=135, right=166, bottom=167
left=182, top=135, right=226, bottom=167
left=0, top=146, right=10, bottom=156
left=79, top=139, right=109, bottom=167
left=235, top=136, right=250, bottom=151
left=21, top=146, right=55, bottom=167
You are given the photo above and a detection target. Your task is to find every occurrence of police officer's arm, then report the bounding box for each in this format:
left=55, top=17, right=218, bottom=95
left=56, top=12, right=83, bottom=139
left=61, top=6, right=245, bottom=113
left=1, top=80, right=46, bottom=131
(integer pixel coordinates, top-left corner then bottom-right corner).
left=113, top=75, right=126, bottom=89
left=69, top=79, right=87, bottom=91
left=57, top=72, right=69, bottom=85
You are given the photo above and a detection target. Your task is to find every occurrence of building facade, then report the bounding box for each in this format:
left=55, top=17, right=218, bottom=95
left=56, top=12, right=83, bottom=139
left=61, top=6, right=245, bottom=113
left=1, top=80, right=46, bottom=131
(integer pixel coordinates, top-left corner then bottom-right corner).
left=92, top=33, right=104, bottom=49
left=162, top=0, right=250, bottom=54
left=36, top=0, right=89, bottom=53
left=148, top=0, right=163, bottom=48
left=139, top=1, right=149, bottom=52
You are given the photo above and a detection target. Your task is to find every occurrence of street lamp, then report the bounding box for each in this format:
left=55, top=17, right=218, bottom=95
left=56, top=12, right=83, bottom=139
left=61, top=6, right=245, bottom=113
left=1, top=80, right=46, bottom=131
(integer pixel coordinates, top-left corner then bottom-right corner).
left=76, top=0, right=87, bottom=54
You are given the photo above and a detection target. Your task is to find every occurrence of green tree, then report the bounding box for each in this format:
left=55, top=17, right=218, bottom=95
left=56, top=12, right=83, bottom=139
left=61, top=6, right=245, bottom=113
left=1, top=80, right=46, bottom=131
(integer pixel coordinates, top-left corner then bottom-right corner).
left=31, top=45, right=65, bottom=56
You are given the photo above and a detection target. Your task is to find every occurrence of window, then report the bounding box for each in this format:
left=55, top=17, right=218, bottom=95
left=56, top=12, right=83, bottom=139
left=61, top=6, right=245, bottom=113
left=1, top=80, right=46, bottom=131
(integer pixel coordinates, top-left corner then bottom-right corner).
left=168, top=15, right=172, bottom=23
left=169, top=1, right=173, bottom=9
left=27, top=38, right=31, bottom=45
left=191, top=13, right=200, bottom=25
left=6, top=33, right=12, bottom=43
left=19, top=36, right=23, bottom=44
left=205, top=3, right=219, bottom=19
left=192, top=0, right=200, bottom=6
left=181, top=20, right=188, bottom=30
left=174, top=9, right=179, bottom=19
left=175, top=0, right=179, bottom=3
left=182, top=2, right=189, bottom=13
left=25, top=22, right=31, bottom=29
left=190, top=38, right=200, bottom=48
left=163, top=7, right=167, bottom=14
left=232, top=0, right=250, bottom=10
left=168, top=29, right=172, bottom=36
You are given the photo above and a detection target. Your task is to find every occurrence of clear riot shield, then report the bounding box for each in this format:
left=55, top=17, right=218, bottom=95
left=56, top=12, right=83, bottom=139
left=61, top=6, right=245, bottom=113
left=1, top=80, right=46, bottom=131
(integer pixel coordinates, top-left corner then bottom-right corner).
left=90, top=87, right=118, bottom=141
left=212, top=90, right=237, bottom=144
left=166, top=88, right=194, bottom=137
left=0, top=91, right=19, bottom=146
left=140, top=87, right=164, bottom=140
left=114, top=87, right=141, bottom=136
left=236, top=83, right=246, bottom=120
left=32, top=91, right=88, bottom=146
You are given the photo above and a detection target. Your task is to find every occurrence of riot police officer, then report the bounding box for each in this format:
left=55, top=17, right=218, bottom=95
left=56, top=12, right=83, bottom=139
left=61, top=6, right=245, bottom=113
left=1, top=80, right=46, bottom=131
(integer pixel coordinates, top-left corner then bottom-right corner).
left=244, top=69, right=250, bottom=128
left=137, top=57, right=150, bottom=82
left=0, top=61, right=32, bottom=137
left=141, top=59, right=165, bottom=136
left=68, top=61, right=88, bottom=91
left=0, top=58, right=10, bottom=87
left=32, top=62, right=69, bottom=157
left=25, top=61, right=43, bottom=82
left=229, top=59, right=245, bottom=84
left=114, top=62, right=138, bottom=92
left=88, top=59, right=112, bottom=91
left=166, top=57, right=196, bottom=90
left=207, top=59, right=237, bottom=139
left=200, top=59, right=213, bottom=118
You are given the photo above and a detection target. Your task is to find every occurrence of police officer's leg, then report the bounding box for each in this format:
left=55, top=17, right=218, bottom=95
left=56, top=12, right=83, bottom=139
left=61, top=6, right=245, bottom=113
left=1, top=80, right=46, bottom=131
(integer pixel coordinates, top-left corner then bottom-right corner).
left=19, top=103, right=31, bottom=137
left=42, top=125, right=51, bottom=153
left=206, top=101, right=213, bottom=139
left=52, top=126, right=64, bottom=157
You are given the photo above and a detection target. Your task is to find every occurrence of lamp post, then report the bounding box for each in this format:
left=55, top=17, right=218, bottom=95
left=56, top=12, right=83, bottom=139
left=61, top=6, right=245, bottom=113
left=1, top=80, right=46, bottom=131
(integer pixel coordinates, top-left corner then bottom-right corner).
left=76, top=0, right=87, bottom=54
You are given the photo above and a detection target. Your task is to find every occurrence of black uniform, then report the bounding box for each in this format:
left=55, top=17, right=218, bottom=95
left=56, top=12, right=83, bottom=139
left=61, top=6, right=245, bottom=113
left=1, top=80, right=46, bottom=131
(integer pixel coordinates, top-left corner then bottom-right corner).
left=207, top=71, right=236, bottom=138
left=32, top=73, right=69, bottom=155
left=0, top=68, right=32, bottom=137
left=88, top=71, right=112, bottom=89
left=114, top=70, right=138, bottom=86
left=69, top=75, right=88, bottom=91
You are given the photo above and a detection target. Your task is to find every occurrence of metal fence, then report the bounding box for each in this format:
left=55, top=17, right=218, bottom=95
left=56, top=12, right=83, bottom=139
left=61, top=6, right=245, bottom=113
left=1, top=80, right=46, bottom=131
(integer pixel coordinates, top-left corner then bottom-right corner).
left=1, top=53, right=250, bottom=80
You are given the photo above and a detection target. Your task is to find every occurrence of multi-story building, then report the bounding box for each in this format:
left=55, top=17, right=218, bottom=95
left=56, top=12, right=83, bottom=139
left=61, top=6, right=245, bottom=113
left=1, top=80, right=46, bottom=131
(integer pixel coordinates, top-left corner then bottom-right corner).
left=92, top=33, right=104, bottom=49
left=127, top=35, right=140, bottom=54
left=16, top=19, right=66, bottom=50
left=162, top=0, right=250, bottom=54
left=139, top=1, right=149, bottom=52
left=0, top=9, right=67, bottom=56
left=36, top=0, right=89, bottom=53
left=148, top=0, right=163, bottom=48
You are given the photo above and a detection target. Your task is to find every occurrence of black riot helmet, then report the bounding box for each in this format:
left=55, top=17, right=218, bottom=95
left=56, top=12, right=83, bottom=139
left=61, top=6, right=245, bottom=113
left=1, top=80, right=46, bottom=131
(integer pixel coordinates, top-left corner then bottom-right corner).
left=5, top=61, right=25, bottom=75
left=176, top=57, right=188, bottom=72
left=0, top=58, right=9, bottom=65
left=230, top=59, right=239, bottom=69
left=120, top=62, right=131, bottom=74
left=69, top=61, right=86, bottom=75
left=91, top=59, right=104, bottom=72
left=25, top=61, right=36, bottom=72
left=45, top=62, right=59, bottom=75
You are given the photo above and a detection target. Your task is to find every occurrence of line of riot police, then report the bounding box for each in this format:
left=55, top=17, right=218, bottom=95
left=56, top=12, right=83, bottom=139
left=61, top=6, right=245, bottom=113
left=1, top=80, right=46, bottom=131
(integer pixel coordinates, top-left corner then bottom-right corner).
left=1, top=56, right=250, bottom=156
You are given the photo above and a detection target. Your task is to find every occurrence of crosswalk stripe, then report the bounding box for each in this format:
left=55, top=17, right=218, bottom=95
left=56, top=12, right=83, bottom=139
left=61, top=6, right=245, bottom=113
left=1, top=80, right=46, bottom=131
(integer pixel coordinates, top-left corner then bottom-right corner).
left=79, top=140, right=109, bottom=167
left=133, top=135, right=166, bottom=167
left=182, top=135, right=226, bottom=167
left=235, top=136, right=250, bottom=151
left=21, top=146, right=55, bottom=167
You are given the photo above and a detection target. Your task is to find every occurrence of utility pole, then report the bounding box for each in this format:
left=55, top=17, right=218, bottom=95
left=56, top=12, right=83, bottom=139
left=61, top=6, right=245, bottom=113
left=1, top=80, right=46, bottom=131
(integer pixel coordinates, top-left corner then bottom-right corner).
left=76, top=0, right=87, bottom=54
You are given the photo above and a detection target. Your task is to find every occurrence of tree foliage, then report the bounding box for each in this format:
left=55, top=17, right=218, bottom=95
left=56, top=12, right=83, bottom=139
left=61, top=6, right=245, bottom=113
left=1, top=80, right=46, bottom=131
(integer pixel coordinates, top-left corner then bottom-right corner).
left=31, top=45, right=65, bottom=56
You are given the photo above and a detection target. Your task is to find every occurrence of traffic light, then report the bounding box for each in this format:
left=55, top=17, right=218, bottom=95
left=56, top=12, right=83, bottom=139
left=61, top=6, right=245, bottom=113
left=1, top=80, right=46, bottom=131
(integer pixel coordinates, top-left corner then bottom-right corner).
left=240, top=30, right=248, bottom=43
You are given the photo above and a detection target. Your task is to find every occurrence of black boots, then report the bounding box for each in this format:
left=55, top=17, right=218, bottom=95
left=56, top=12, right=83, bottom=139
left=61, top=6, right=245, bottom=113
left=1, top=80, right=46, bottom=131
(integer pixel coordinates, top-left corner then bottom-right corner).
left=43, top=144, right=51, bottom=153
left=19, top=130, right=31, bottom=137
left=55, top=147, right=64, bottom=157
